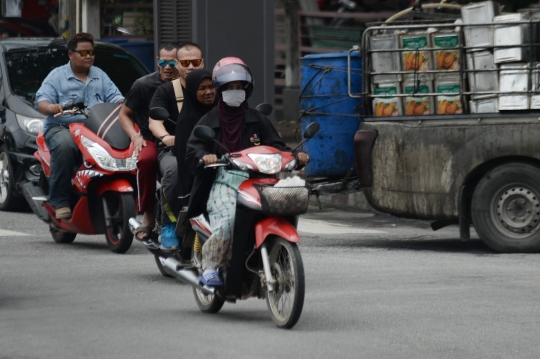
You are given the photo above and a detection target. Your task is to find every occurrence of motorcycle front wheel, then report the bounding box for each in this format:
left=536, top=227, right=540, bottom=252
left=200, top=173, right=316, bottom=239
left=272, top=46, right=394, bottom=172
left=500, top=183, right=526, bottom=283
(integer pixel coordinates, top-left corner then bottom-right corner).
left=266, top=236, right=305, bottom=329
left=104, top=192, right=135, bottom=254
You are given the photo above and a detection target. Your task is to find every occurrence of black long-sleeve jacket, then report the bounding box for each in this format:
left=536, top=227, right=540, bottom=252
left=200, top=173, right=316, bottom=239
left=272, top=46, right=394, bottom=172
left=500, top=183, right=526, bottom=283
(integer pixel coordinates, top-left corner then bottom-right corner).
left=184, top=106, right=288, bottom=219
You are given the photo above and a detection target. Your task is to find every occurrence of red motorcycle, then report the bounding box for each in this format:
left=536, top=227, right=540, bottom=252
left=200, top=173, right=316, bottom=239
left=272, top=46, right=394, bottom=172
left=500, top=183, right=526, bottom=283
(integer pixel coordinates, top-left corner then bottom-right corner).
left=132, top=106, right=319, bottom=329
left=23, top=102, right=138, bottom=253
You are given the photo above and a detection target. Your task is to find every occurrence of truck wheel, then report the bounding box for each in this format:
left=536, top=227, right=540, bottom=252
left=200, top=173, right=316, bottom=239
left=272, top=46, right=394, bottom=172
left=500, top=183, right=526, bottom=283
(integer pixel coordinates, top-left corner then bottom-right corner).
left=472, top=163, right=540, bottom=253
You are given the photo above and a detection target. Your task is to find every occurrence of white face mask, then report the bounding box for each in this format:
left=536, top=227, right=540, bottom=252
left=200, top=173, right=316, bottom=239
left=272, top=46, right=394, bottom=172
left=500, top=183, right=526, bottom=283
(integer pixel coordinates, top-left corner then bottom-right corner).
left=222, top=89, right=246, bottom=107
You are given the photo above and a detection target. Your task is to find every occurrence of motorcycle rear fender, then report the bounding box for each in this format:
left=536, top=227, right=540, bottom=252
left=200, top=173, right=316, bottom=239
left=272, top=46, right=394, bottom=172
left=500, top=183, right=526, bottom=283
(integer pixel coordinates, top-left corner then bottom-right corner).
left=96, top=178, right=134, bottom=195
left=255, top=217, right=300, bottom=248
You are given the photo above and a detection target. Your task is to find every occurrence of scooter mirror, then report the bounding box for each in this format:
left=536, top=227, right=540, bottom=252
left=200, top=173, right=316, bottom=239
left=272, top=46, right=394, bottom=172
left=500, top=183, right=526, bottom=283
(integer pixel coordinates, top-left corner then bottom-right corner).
left=149, top=107, right=170, bottom=121
left=255, top=103, right=273, bottom=116
left=193, top=125, right=216, bottom=141
left=303, top=121, right=320, bottom=139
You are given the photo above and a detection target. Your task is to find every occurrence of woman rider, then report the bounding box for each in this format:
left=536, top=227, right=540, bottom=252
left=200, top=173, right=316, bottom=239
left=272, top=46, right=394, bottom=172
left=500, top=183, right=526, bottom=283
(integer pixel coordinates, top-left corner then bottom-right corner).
left=185, top=57, right=309, bottom=286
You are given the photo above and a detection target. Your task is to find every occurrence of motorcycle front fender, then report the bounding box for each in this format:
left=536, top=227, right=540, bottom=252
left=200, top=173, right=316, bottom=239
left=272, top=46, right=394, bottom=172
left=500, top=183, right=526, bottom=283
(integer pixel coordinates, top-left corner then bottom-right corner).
left=96, top=178, right=134, bottom=195
left=255, top=217, right=300, bottom=249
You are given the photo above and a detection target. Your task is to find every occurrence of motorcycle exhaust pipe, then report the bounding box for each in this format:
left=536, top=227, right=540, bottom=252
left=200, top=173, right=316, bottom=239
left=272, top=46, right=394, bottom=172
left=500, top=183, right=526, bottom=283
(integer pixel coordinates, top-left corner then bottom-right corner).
left=160, top=257, right=215, bottom=295
left=128, top=217, right=141, bottom=234
left=129, top=217, right=161, bottom=251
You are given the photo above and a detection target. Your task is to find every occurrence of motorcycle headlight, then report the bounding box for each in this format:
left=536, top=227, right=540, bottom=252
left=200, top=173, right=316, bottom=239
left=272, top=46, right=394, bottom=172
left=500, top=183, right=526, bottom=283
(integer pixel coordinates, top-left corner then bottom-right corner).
left=16, top=114, right=43, bottom=135
left=231, top=159, right=254, bottom=171
left=80, top=135, right=137, bottom=171
left=247, top=153, right=282, bottom=174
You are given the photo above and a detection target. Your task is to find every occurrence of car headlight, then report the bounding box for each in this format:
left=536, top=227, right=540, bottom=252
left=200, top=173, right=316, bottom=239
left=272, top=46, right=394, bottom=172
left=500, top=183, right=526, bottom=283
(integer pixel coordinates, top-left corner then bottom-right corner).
left=80, top=135, right=137, bottom=171
left=16, top=114, right=43, bottom=135
left=247, top=153, right=282, bottom=174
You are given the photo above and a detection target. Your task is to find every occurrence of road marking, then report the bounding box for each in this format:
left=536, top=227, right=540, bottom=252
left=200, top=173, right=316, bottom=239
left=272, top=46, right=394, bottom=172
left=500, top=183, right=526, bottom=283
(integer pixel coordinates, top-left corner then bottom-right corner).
left=0, top=229, right=29, bottom=236
left=298, top=218, right=386, bottom=235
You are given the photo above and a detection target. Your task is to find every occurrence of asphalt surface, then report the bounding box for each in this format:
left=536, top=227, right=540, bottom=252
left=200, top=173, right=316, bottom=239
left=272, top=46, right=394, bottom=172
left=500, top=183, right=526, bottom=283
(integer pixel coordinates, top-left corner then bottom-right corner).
left=1, top=204, right=539, bottom=359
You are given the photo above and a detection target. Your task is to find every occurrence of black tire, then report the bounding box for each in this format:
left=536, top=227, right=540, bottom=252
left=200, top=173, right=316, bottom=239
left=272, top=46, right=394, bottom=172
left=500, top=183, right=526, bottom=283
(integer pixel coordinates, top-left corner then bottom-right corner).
left=0, top=144, right=27, bottom=211
left=50, top=225, right=77, bottom=244
left=193, top=286, right=225, bottom=313
left=265, top=237, right=305, bottom=329
left=154, top=254, right=173, bottom=278
left=472, top=163, right=540, bottom=253
left=104, top=192, right=136, bottom=254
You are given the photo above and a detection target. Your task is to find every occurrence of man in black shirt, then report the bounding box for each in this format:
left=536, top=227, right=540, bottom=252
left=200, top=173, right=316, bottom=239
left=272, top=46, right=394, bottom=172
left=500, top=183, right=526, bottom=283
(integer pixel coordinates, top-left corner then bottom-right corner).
left=119, top=42, right=180, bottom=240
left=148, top=42, right=204, bottom=249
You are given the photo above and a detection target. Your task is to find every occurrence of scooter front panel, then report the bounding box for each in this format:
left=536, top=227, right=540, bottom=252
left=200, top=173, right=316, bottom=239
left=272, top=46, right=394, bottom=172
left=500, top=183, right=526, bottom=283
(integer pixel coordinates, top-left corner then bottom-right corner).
left=255, top=217, right=300, bottom=248
left=237, top=178, right=278, bottom=211
left=74, top=169, right=105, bottom=192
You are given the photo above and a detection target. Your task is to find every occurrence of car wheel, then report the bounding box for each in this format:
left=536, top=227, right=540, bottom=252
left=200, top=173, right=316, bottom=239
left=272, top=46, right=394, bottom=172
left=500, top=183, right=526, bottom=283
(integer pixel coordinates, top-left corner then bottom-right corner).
left=0, top=144, right=26, bottom=211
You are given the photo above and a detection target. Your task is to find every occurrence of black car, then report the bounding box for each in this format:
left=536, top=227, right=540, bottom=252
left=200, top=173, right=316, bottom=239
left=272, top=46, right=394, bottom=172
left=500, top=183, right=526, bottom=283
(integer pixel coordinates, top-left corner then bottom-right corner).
left=0, top=38, right=149, bottom=211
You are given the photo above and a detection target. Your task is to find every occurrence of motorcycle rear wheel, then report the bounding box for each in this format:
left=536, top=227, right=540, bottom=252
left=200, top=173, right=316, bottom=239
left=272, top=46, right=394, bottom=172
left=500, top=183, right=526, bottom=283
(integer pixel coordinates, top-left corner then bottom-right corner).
left=104, top=192, right=135, bottom=254
left=266, top=236, right=305, bottom=329
left=193, top=286, right=225, bottom=313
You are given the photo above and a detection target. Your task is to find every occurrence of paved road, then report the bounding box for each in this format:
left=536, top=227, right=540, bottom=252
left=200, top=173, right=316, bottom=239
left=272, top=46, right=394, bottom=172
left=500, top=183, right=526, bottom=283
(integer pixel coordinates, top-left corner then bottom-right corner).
left=1, top=205, right=539, bottom=359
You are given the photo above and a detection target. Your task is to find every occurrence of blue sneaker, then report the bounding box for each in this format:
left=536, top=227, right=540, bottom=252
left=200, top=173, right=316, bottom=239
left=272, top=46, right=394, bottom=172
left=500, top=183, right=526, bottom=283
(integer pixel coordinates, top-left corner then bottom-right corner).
left=200, top=268, right=223, bottom=287
left=160, top=223, right=179, bottom=250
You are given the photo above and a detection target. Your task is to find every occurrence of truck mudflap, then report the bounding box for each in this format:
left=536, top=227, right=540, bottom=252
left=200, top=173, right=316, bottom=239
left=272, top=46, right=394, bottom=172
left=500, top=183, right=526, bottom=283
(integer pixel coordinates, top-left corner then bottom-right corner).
left=354, top=129, right=378, bottom=187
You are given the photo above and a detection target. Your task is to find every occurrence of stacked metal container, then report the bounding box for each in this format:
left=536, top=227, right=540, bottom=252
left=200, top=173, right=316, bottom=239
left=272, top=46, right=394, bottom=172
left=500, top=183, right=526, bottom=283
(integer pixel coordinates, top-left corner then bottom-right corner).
left=494, top=13, right=534, bottom=110
left=431, top=30, right=463, bottom=115
left=400, top=32, right=434, bottom=116
left=462, top=1, right=500, bottom=113
left=370, top=34, right=402, bottom=116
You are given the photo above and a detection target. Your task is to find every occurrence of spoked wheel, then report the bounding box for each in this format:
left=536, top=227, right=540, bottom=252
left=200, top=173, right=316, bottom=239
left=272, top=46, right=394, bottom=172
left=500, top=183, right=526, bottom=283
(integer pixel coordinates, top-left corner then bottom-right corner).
left=49, top=225, right=77, bottom=244
left=103, top=192, right=135, bottom=253
left=192, top=246, right=225, bottom=313
left=265, top=236, right=305, bottom=329
left=154, top=254, right=172, bottom=278
left=193, top=285, right=225, bottom=314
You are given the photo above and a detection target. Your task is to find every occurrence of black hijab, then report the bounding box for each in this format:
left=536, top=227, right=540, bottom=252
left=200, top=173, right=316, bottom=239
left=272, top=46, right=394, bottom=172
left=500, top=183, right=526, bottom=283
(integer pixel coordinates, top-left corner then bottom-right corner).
left=217, top=98, right=246, bottom=154
left=174, top=69, right=214, bottom=204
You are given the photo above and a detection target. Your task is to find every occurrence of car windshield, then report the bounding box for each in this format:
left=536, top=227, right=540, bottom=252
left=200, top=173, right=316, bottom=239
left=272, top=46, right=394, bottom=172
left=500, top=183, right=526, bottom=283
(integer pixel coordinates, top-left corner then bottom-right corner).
left=5, top=46, right=148, bottom=105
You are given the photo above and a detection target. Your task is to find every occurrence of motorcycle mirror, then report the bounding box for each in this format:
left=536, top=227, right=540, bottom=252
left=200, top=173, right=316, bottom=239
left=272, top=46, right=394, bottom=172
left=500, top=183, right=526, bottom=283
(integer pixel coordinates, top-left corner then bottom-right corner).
left=303, top=121, right=320, bottom=139
left=194, top=125, right=231, bottom=154
left=291, top=121, right=320, bottom=153
left=255, top=103, right=273, bottom=116
left=149, top=107, right=170, bottom=121
left=193, top=125, right=216, bottom=141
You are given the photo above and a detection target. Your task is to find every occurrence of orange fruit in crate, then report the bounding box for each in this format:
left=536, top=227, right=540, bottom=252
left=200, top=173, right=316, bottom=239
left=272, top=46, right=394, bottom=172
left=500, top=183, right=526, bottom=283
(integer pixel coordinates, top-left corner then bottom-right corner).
left=375, top=102, right=384, bottom=117
left=406, top=101, right=416, bottom=115
left=436, top=52, right=445, bottom=69
left=446, top=101, right=457, bottom=114
left=382, top=103, right=395, bottom=116
left=438, top=100, right=448, bottom=114
left=443, top=52, right=455, bottom=69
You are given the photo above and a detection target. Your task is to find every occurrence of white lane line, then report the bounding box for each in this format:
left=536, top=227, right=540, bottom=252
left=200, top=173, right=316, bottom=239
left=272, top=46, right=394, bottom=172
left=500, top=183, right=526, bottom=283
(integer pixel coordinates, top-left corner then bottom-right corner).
left=0, top=229, right=29, bottom=236
left=298, top=218, right=386, bottom=235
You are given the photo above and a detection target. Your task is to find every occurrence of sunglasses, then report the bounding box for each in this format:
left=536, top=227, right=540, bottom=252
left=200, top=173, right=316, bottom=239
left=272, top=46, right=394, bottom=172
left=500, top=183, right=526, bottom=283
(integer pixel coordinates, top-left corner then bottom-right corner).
left=178, top=59, right=203, bottom=68
left=74, top=49, right=95, bottom=57
left=158, top=59, right=177, bottom=68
